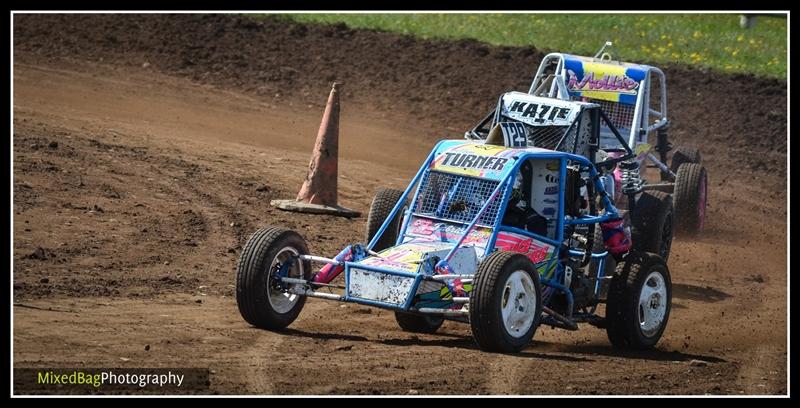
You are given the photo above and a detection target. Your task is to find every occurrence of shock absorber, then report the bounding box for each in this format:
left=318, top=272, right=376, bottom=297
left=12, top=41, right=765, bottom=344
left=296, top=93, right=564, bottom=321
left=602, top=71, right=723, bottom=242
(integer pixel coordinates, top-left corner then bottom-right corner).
left=654, top=125, right=672, bottom=180
left=619, top=160, right=643, bottom=213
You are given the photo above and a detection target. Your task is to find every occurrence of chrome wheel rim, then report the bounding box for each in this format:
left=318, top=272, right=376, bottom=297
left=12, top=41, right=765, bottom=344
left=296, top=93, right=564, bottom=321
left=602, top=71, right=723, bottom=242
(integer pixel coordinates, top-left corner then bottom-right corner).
left=638, top=271, right=668, bottom=337
left=267, top=246, right=303, bottom=314
left=500, top=270, right=537, bottom=338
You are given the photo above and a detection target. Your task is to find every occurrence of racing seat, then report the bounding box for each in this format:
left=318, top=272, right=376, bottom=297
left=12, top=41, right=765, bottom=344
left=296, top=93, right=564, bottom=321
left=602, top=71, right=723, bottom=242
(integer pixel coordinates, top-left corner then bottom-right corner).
left=502, top=160, right=548, bottom=237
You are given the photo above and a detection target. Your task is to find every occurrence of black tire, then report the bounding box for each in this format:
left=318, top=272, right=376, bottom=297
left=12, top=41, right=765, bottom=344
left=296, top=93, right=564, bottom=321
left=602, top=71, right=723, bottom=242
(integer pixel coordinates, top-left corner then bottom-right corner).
left=394, top=312, right=444, bottom=334
left=670, top=147, right=702, bottom=173
left=673, top=163, right=708, bottom=237
left=236, top=227, right=311, bottom=330
left=365, top=188, right=406, bottom=251
left=631, top=191, right=674, bottom=262
left=470, top=251, right=543, bottom=353
left=605, top=252, right=672, bottom=349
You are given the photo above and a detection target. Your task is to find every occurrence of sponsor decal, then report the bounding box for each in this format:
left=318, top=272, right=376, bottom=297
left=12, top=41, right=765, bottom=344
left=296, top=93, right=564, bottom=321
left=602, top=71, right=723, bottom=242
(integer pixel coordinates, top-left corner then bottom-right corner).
left=541, top=207, right=557, bottom=216
left=495, top=232, right=552, bottom=264
left=507, top=101, right=572, bottom=124
left=544, top=174, right=559, bottom=184
left=544, top=186, right=559, bottom=195
left=435, top=260, right=467, bottom=297
left=545, top=162, right=560, bottom=171
left=543, top=198, right=559, bottom=204
left=498, top=122, right=528, bottom=147
left=408, top=218, right=490, bottom=245
left=472, top=144, right=498, bottom=151
left=439, top=152, right=509, bottom=171
left=567, top=69, right=639, bottom=95
left=635, top=143, right=652, bottom=160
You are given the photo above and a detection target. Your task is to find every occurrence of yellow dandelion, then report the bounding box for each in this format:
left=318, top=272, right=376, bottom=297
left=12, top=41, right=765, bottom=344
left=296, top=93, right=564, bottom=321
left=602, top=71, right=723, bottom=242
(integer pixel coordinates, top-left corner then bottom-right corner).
left=692, top=31, right=702, bottom=39
left=732, top=50, right=739, bottom=57
left=737, top=34, right=744, bottom=42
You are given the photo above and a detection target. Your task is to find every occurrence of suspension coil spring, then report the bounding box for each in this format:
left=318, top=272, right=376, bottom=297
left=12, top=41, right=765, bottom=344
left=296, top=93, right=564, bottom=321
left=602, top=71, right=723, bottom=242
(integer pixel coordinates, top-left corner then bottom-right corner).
left=619, top=160, right=643, bottom=195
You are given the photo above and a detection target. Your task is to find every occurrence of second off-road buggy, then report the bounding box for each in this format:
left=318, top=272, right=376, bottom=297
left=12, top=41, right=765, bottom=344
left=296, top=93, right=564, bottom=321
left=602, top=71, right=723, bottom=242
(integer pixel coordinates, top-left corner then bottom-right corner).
left=236, top=91, right=673, bottom=353
left=467, top=46, right=708, bottom=241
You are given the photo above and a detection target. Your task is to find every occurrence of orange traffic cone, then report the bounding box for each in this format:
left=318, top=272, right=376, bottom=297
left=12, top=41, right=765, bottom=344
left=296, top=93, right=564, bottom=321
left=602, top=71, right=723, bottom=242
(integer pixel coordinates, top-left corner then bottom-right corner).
left=271, top=83, right=360, bottom=218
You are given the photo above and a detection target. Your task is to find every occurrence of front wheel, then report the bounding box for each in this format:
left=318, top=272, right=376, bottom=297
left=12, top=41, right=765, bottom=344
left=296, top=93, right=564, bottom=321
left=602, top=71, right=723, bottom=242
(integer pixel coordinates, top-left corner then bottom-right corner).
left=605, top=252, right=672, bottom=349
left=236, top=227, right=311, bottom=330
left=365, top=188, right=407, bottom=251
left=470, top=251, right=543, bottom=353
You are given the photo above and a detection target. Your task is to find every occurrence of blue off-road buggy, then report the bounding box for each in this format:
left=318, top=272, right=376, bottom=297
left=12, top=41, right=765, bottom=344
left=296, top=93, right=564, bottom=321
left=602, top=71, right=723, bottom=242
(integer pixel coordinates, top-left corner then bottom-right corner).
left=236, top=90, right=673, bottom=353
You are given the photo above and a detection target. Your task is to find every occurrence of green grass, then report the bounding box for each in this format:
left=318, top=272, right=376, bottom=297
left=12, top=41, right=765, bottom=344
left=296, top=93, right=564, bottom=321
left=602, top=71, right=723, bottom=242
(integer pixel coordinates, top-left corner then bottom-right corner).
left=277, top=13, right=787, bottom=78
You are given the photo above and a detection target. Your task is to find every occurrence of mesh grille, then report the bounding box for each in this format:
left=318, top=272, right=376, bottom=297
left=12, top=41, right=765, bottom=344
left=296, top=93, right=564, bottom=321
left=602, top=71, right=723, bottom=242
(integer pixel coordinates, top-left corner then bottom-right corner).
left=494, top=118, right=579, bottom=154
left=525, top=119, right=586, bottom=156
left=527, top=125, right=570, bottom=151
left=413, top=171, right=504, bottom=227
left=573, top=98, right=636, bottom=131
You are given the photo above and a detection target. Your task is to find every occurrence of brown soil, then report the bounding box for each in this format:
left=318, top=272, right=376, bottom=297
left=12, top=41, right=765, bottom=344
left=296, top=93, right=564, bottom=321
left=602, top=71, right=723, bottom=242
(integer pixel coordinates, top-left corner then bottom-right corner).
left=12, top=14, right=787, bottom=395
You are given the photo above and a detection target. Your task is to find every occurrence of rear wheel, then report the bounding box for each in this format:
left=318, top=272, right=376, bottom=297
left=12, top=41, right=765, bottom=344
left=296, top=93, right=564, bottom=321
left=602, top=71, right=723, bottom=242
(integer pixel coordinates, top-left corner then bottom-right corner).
left=606, top=252, right=672, bottom=349
left=236, top=227, right=311, bottom=330
left=670, top=147, right=702, bottom=173
left=394, top=312, right=444, bottom=334
left=470, top=251, right=543, bottom=353
left=631, top=191, right=674, bottom=262
left=365, top=188, right=407, bottom=251
left=673, top=163, right=708, bottom=236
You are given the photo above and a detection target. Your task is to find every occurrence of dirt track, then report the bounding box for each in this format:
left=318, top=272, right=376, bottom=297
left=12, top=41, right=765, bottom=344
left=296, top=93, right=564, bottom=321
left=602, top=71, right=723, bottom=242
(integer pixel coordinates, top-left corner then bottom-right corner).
left=12, top=15, right=787, bottom=395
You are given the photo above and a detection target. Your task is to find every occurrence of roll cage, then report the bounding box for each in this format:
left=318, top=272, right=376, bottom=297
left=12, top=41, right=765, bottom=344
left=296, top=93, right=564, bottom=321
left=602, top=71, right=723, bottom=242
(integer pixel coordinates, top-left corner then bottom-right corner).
left=465, top=95, right=635, bottom=171
left=367, top=141, right=624, bottom=266
left=529, top=53, right=669, bottom=149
